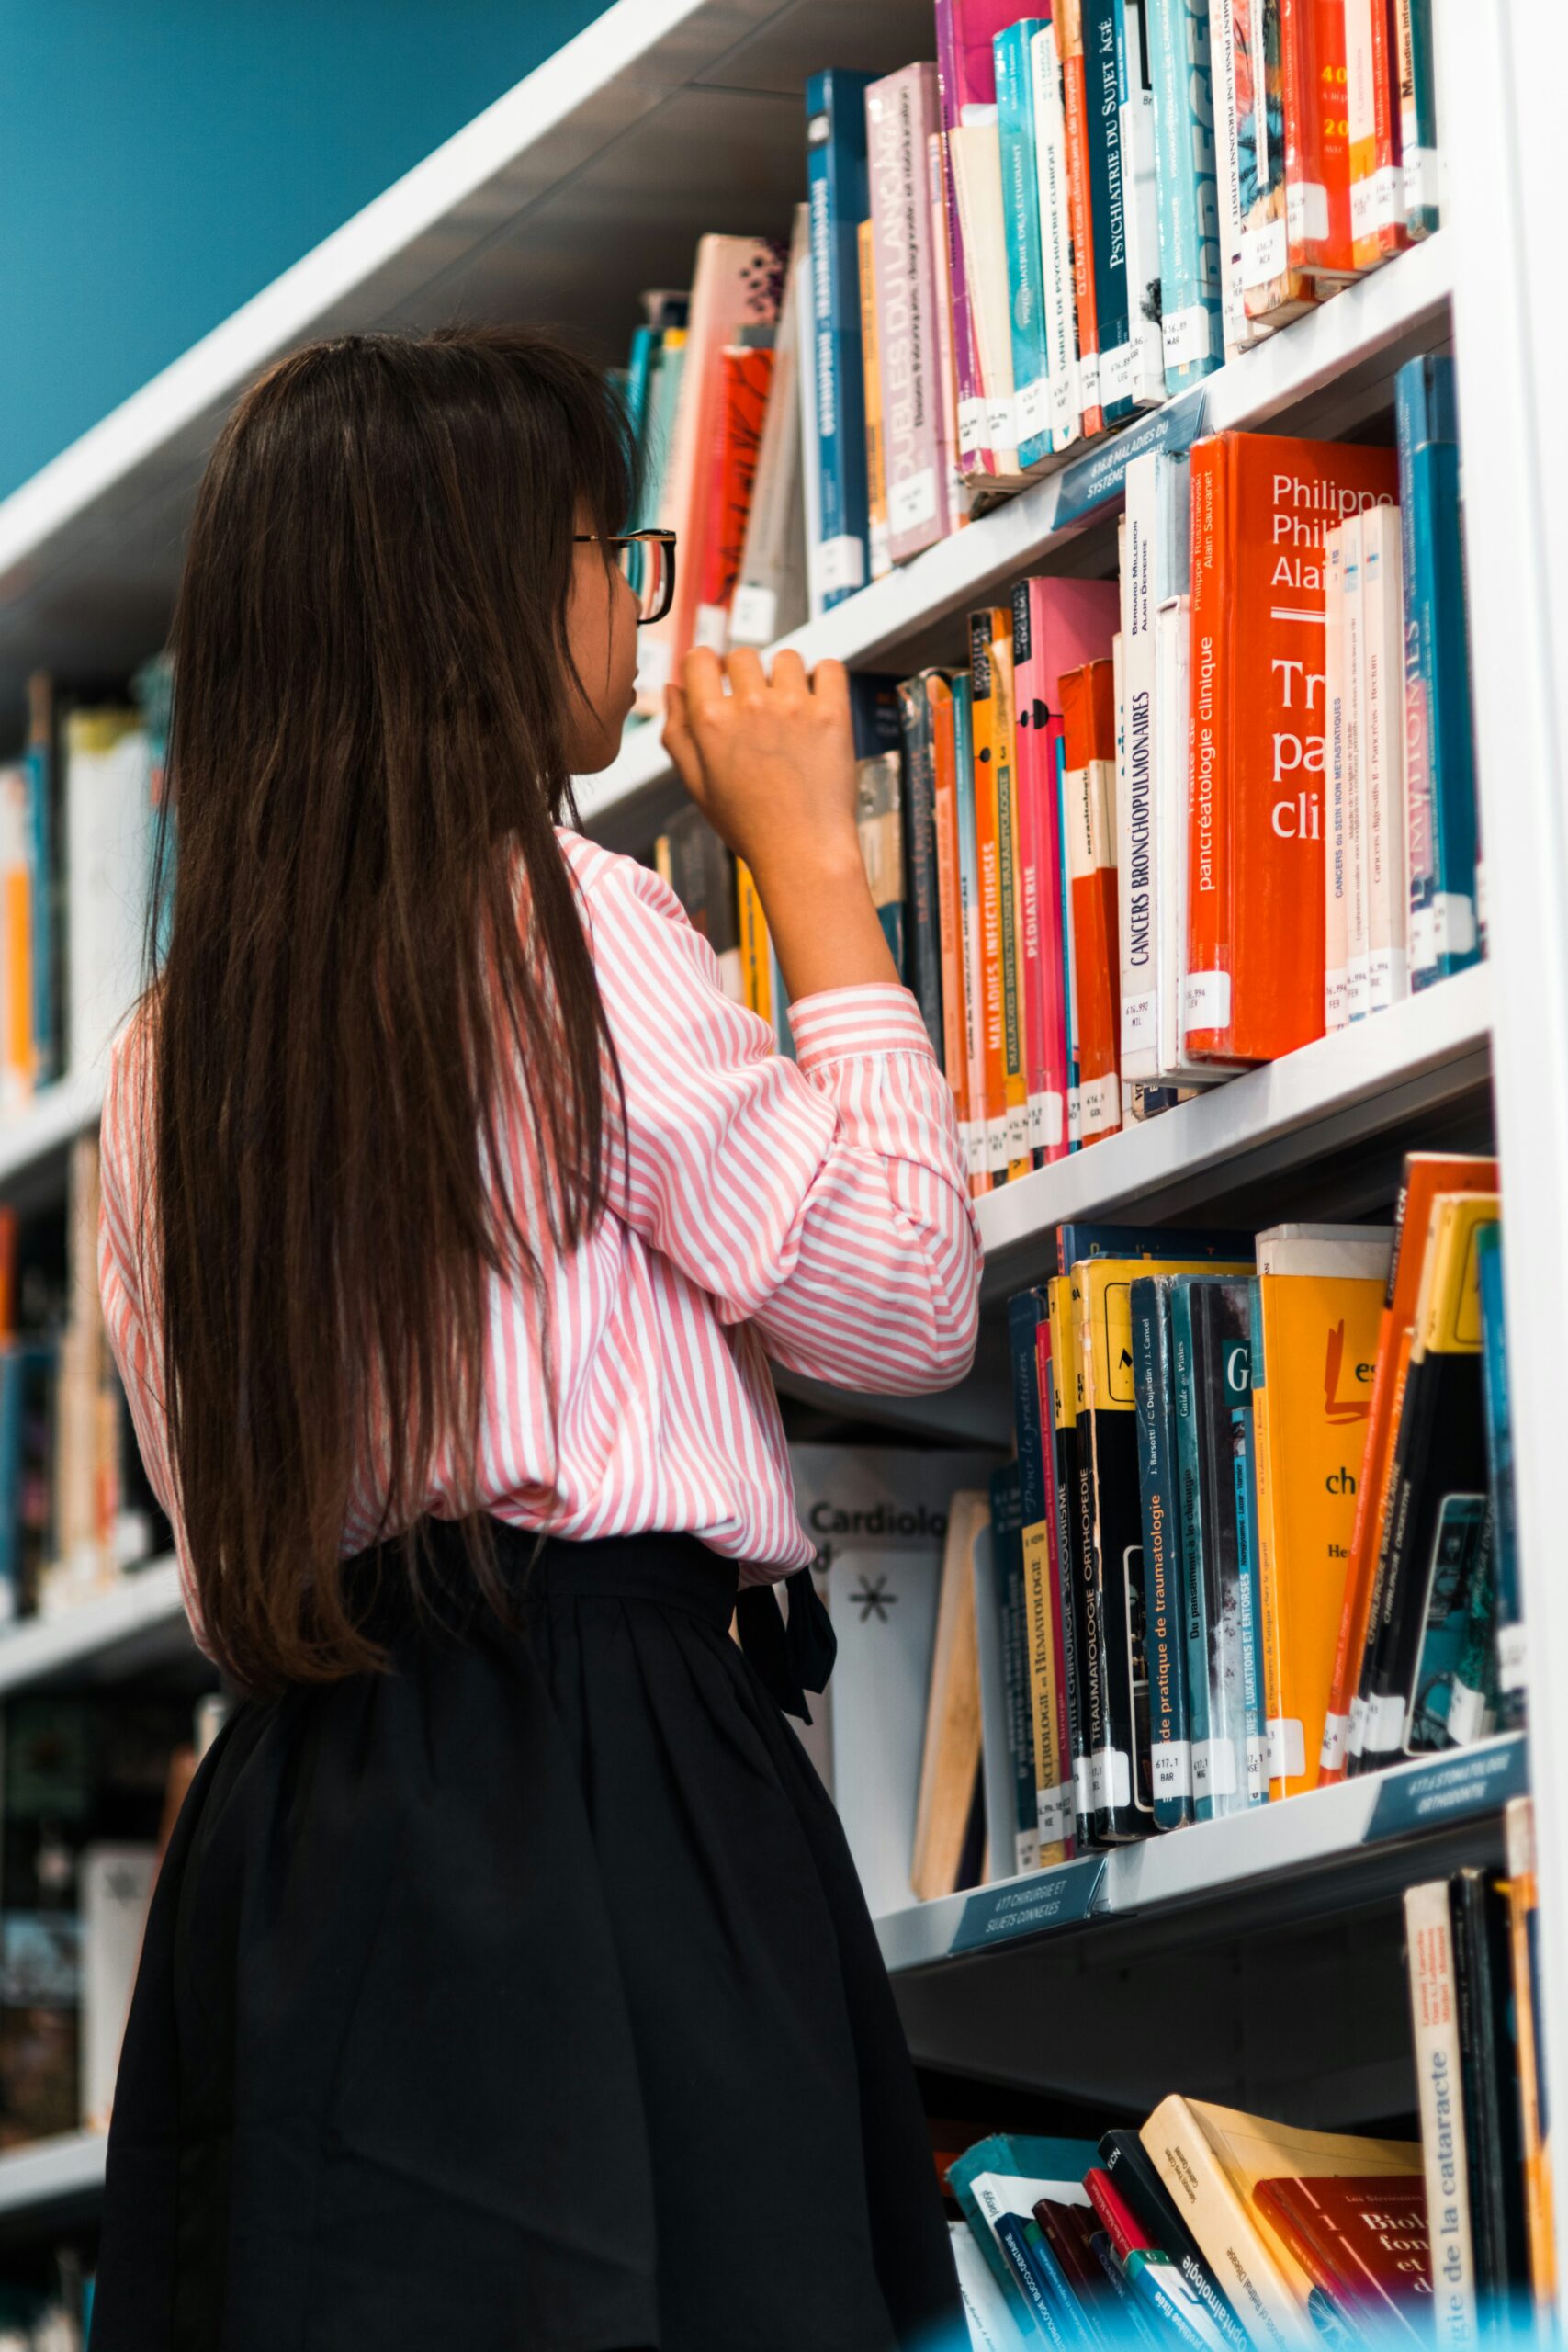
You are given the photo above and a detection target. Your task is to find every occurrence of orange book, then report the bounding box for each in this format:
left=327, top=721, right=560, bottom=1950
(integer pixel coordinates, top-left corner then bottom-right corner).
left=736, top=860, right=772, bottom=1028
left=1317, top=1152, right=1498, bottom=1781
left=970, top=613, right=1010, bottom=1182
left=1056, top=5, right=1102, bottom=439
left=1346, top=0, right=1408, bottom=272
left=0, top=768, right=33, bottom=1111
left=1184, top=432, right=1398, bottom=1067
left=1059, top=661, right=1121, bottom=1146
left=693, top=343, right=776, bottom=651
left=982, top=605, right=1031, bottom=1179
left=929, top=673, right=971, bottom=1145
left=1251, top=1227, right=1391, bottom=1799
left=1280, top=0, right=1356, bottom=281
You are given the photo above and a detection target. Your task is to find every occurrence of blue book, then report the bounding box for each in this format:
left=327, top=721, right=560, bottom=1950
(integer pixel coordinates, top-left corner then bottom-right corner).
left=1475, top=1222, right=1521, bottom=1730
left=1396, top=355, right=1480, bottom=989
left=1081, top=0, right=1135, bottom=424
left=1132, top=1278, right=1192, bottom=1829
left=995, top=21, right=1055, bottom=471
left=1145, top=0, right=1223, bottom=393
left=622, top=323, right=659, bottom=457
left=949, top=2134, right=1102, bottom=2338
left=804, top=70, right=873, bottom=609
left=993, top=2211, right=1079, bottom=2349
left=1089, top=2232, right=1162, bottom=2348
left=1231, top=1384, right=1269, bottom=1805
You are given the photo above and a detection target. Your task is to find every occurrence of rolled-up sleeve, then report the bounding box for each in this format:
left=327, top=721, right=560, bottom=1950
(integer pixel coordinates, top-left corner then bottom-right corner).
left=577, top=842, right=982, bottom=1395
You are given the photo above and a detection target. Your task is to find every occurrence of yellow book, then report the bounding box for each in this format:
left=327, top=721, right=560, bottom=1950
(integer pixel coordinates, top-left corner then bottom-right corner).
left=911, top=1490, right=988, bottom=1901
left=982, top=605, right=1031, bottom=1181
left=1250, top=1225, right=1393, bottom=1798
left=1071, top=1255, right=1251, bottom=1838
left=856, top=216, right=889, bottom=583
left=1142, top=2095, right=1422, bottom=2352
left=735, top=860, right=771, bottom=1027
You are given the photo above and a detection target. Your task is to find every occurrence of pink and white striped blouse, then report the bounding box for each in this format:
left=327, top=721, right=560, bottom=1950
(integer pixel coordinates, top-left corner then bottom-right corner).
left=97, top=827, right=983, bottom=1653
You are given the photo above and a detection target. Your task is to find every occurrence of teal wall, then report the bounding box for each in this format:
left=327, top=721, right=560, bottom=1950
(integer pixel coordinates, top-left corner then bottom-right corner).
left=0, top=0, right=609, bottom=501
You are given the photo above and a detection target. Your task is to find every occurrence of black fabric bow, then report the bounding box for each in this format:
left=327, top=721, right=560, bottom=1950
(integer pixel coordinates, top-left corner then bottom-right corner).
left=733, top=1567, right=837, bottom=1723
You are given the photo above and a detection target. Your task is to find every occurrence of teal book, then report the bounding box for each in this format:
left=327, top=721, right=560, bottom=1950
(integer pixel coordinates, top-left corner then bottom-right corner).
left=1231, top=1377, right=1269, bottom=1805
left=1475, top=1221, right=1521, bottom=1730
left=1131, top=1278, right=1191, bottom=1828
left=995, top=20, right=1055, bottom=470
left=1145, top=0, right=1223, bottom=391
left=804, top=69, right=873, bottom=607
left=1396, top=355, right=1479, bottom=990
left=1172, top=1279, right=1259, bottom=1819
left=1113, top=0, right=1167, bottom=409
left=950, top=2134, right=1104, bottom=2335
left=1054, top=1224, right=1253, bottom=1275
left=994, top=2211, right=1094, bottom=2350
left=636, top=335, right=687, bottom=531
left=1081, top=0, right=1135, bottom=423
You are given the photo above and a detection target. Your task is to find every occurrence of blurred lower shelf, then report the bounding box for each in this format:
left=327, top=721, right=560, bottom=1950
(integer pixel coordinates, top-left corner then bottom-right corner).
left=0, top=1559, right=193, bottom=1696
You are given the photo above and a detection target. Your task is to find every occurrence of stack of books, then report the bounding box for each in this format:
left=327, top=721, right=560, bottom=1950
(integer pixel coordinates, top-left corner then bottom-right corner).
left=618, top=0, right=1447, bottom=687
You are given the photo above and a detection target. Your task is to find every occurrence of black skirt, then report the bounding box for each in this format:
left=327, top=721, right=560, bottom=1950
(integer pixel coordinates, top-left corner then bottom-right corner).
left=91, top=1525, right=963, bottom=2352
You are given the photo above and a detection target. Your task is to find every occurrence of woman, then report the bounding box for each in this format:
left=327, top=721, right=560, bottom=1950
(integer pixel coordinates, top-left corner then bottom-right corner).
left=93, top=326, right=981, bottom=2351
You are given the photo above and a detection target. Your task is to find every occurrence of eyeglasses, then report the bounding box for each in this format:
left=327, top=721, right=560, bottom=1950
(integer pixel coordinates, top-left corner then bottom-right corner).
left=573, top=528, right=678, bottom=627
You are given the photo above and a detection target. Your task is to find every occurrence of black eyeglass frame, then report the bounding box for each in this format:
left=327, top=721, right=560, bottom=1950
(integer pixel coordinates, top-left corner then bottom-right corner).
left=573, top=527, right=678, bottom=626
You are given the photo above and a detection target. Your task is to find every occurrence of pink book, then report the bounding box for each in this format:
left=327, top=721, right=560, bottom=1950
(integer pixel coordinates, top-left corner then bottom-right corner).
left=1013, top=577, right=1120, bottom=1159
left=934, top=0, right=1024, bottom=481
left=636, top=233, right=784, bottom=710
left=866, top=64, right=953, bottom=561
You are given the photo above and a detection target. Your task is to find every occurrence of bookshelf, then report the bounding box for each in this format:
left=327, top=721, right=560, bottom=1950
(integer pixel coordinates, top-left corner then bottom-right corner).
left=0, top=0, right=1559, bottom=2295
left=0, top=2134, right=105, bottom=2228
left=0, top=1559, right=189, bottom=1698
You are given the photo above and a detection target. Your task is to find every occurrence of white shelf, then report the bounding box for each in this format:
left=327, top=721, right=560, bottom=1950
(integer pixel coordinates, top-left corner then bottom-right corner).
left=874, top=1732, right=1526, bottom=1975
left=0, top=0, right=931, bottom=718
left=0, top=1558, right=193, bottom=1696
left=577, top=231, right=1453, bottom=836
left=0, top=1069, right=105, bottom=1190
left=976, top=960, right=1492, bottom=1289
left=0, top=2129, right=106, bottom=2219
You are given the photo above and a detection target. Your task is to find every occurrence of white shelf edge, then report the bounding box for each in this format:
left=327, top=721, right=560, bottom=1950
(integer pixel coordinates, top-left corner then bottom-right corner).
left=0, top=2128, right=107, bottom=2217
left=874, top=1730, right=1524, bottom=1974
left=976, top=959, right=1492, bottom=1272
left=0, top=1069, right=106, bottom=1189
left=0, top=1558, right=190, bottom=1697
left=576, top=231, right=1453, bottom=831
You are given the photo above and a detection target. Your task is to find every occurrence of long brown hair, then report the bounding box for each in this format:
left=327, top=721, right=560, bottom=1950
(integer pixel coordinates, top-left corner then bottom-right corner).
left=146, top=326, right=632, bottom=1690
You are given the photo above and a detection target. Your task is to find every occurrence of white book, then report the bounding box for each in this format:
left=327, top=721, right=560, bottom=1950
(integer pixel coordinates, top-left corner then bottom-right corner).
left=791, top=1444, right=1000, bottom=1919
left=1117, top=0, right=1168, bottom=409
left=1404, top=1881, right=1480, bottom=2351
left=1363, top=503, right=1409, bottom=1012
left=1342, top=514, right=1371, bottom=1021
left=1155, top=592, right=1191, bottom=1082
left=795, top=234, right=827, bottom=624
left=1323, top=524, right=1350, bottom=1031
left=1255, top=1222, right=1394, bottom=1278
left=1029, top=27, right=1080, bottom=453
left=1208, top=0, right=1265, bottom=358
left=65, top=711, right=152, bottom=1079
left=951, top=2220, right=1030, bottom=2349
left=1121, top=466, right=1158, bottom=1079
left=949, top=120, right=1022, bottom=479
left=80, top=1842, right=159, bottom=2130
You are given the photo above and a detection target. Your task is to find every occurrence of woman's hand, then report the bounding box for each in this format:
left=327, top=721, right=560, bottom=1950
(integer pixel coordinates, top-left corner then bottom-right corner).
left=661, top=646, right=898, bottom=1001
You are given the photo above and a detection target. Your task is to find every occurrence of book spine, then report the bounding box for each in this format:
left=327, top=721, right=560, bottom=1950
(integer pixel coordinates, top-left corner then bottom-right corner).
left=1342, top=513, right=1370, bottom=1020
left=898, top=677, right=946, bottom=1054
left=731, top=212, right=808, bottom=651
left=693, top=345, right=775, bottom=650
left=1146, top=0, right=1224, bottom=391
left=990, top=613, right=1032, bottom=1176
left=1280, top=0, right=1354, bottom=278
left=1030, top=26, right=1082, bottom=453
left=1396, top=357, right=1479, bottom=989
left=857, top=219, right=891, bottom=583
left=1059, top=1272, right=1108, bottom=1840
left=934, top=0, right=995, bottom=476
left=1134, top=1281, right=1193, bottom=1827
left=1363, top=503, right=1408, bottom=1012
left=1141, top=2100, right=1316, bottom=2352
left=805, top=72, right=872, bottom=607
left=1016, top=582, right=1072, bottom=1157
left=1047, top=1280, right=1098, bottom=1847
left=1477, top=1228, right=1523, bottom=1728
left=1120, top=458, right=1158, bottom=1079
left=971, top=615, right=1011, bottom=1182
left=1083, top=0, right=1136, bottom=422
left=1062, top=662, right=1122, bottom=1144
left=736, top=860, right=772, bottom=1027
left=996, top=22, right=1055, bottom=470
left=1171, top=1283, right=1215, bottom=1818
left=1101, top=2129, right=1251, bottom=2352
left=928, top=131, right=970, bottom=526
left=1113, top=0, right=1168, bottom=407
left=993, top=2212, right=1076, bottom=2349
left=23, top=676, right=55, bottom=1087
left=1231, top=1399, right=1270, bottom=1804
left=991, top=1467, right=1043, bottom=1873
left=1036, top=1318, right=1080, bottom=1840
left=931, top=677, right=970, bottom=1114
left=0, top=777, right=31, bottom=1109
left=867, top=66, right=952, bottom=563
left=1010, top=1288, right=1074, bottom=1861
left=796, top=243, right=828, bottom=623
left=1504, top=1800, right=1557, bottom=2307
left=1348, top=1322, right=1414, bottom=1769
left=1347, top=0, right=1407, bottom=269
left=1056, top=718, right=1082, bottom=1144
left=1077, top=1272, right=1151, bottom=1840
left=1393, top=0, right=1441, bottom=235
left=1060, top=11, right=1105, bottom=435
left=1155, top=591, right=1192, bottom=1079
left=1323, top=525, right=1350, bottom=1031
left=1182, top=436, right=1234, bottom=1057
left=1238, top=0, right=1318, bottom=324
left=1208, top=0, right=1259, bottom=357
left=953, top=676, right=993, bottom=1194
left=1404, top=1880, right=1481, bottom=2347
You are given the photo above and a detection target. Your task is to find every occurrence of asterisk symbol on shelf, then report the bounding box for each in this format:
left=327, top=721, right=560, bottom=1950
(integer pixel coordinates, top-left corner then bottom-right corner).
left=851, top=1574, right=897, bottom=1623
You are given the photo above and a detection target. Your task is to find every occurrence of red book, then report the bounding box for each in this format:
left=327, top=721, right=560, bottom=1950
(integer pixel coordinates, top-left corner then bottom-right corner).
left=1084, top=2166, right=1155, bottom=2263
left=1060, top=660, right=1121, bottom=1144
left=1253, top=2174, right=1430, bottom=2340
left=1034, top=2193, right=1107, bottom=2293
left=693, top=343, right=775, bottom=650
left=1280, top=0, right=1356, bottom=281
left=1058, top=12, right=1103, bottom=438
left=1346, top=0, right=1408, bottom=271
left=1183, top=431, right=1399, bottom=1065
